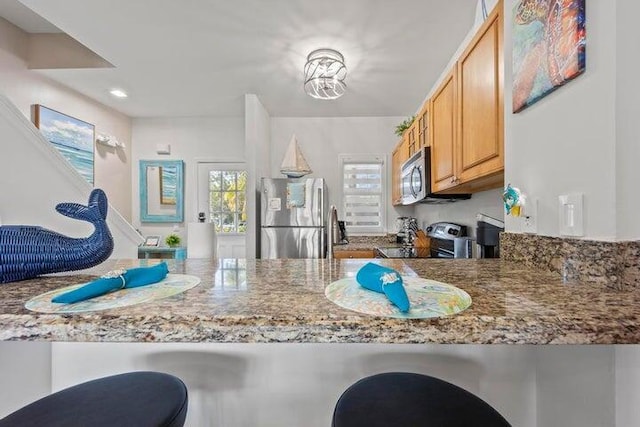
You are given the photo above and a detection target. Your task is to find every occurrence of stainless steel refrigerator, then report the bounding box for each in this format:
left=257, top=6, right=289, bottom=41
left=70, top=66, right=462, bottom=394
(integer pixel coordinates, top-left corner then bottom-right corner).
left=259, top=178, right=326, bottom=259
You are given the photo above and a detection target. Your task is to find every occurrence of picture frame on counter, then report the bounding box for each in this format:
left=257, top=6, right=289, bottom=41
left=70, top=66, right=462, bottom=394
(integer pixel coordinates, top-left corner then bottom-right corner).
left=142, top=236, right=160, bottom=247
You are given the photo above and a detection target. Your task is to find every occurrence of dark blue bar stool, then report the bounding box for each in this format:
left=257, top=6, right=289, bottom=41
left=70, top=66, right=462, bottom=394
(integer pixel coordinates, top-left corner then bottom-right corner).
left=0, top=371, right=188, bottom=427
left=333, top=372, right=511, bottom=427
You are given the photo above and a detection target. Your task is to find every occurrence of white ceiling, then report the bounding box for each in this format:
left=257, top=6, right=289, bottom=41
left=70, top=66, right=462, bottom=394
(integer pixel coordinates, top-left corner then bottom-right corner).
left=0, top=0, right=59, bottom=32
left=13, top=0, right=477, bottom=118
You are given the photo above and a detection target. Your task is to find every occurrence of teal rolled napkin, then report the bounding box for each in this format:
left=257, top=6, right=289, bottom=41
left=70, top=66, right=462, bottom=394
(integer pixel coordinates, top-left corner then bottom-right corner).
left=52, top=262, right=169, bottom=304
left=356, top=262, right=410, bottom=312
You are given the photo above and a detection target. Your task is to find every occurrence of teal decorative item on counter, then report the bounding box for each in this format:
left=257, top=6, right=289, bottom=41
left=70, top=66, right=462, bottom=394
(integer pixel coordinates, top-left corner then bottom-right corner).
left=52, top=262, right=169, bottom=304
left=356, top=262, right=410, bottom=312
left=503, top=184, right=523, bottom=216
left=26, top=270, right=201, bottom=314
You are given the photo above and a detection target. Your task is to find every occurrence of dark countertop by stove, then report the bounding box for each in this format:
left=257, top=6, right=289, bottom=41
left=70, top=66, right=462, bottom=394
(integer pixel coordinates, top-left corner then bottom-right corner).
left=332, top=235, right=400, bottom=251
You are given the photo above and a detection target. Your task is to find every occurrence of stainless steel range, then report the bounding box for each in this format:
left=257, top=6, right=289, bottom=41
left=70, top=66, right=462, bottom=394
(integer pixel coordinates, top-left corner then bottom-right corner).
left=376, top=222, right=468, bottom=259
left=425, top=222, right=468, bottom=258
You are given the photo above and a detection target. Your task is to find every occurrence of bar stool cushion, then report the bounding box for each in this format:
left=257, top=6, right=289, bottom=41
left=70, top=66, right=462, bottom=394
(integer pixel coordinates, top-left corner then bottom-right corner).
left=0, top=371, right=188, bottom=427
left=333, top=372, right=510, bottom=427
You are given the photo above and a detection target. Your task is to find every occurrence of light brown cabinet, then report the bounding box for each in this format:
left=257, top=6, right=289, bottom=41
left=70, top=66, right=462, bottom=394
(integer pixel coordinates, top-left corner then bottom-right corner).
left=456, top=5, right=503, bottom=190
left=391, top=134, right=410, bottom=206
left=430, top=70, right=457, bottom=193
left=416, top=103, right=429, bottom=151
left=407, top=121, right=417, bottom=157
left=333, top=250, right=375, bottom=259
left=430, top=2, right=504, bottom=194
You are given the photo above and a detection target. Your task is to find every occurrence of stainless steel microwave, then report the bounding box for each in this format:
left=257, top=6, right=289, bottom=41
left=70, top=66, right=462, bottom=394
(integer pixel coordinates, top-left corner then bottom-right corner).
left=400, top=147, right=470, bottom=205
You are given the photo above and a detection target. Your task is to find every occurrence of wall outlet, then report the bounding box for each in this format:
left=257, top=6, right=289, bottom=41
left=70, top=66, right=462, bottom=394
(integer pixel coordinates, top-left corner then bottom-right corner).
left=522, top=199, right=538, bottom=234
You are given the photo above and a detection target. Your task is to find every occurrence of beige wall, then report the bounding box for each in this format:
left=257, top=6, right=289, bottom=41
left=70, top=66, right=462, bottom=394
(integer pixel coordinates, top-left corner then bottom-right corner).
left=0, top=17, right=132, bottom=221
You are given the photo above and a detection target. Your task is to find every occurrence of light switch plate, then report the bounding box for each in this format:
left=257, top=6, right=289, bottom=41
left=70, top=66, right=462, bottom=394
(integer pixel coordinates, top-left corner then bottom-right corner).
left=559, top=193, right=584, bottom=236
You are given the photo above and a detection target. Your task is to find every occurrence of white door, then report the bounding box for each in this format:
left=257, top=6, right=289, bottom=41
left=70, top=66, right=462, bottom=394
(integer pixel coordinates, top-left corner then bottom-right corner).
left=197, top=162, right=247, bottom=258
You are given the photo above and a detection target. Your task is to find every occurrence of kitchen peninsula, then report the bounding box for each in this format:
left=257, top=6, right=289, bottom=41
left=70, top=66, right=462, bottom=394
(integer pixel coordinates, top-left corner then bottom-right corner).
left=1, top=258, right=639, bottom=344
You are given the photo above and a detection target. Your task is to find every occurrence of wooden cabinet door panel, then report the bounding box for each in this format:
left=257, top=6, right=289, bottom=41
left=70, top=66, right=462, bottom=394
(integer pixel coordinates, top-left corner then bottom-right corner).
left=458, top=10, right=503, bottom=183
left=391, top=147, right=401, bottom=205
left=417, top=104, right=429, bottom=149
left=407, top=125, right=416, bottom=157
left=430, top=71, right=457, bottom=192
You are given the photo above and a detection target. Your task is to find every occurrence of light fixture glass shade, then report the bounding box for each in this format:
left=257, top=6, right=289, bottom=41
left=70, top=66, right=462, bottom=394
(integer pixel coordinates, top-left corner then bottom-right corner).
left=304, top=48, right=347, bottom=100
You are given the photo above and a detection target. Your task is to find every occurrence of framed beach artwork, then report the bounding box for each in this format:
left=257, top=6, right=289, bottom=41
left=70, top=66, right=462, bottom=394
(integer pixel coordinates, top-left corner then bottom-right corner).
left=159, top=166, right=177, bottom=205
left=512, top=0, right=586, bottom=113
left=32, top=105, right=95, bottom=185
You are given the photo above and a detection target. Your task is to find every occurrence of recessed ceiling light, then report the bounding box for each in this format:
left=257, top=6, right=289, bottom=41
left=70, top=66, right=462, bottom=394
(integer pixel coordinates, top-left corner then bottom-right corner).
left=110, top=89, right=128, bottom=98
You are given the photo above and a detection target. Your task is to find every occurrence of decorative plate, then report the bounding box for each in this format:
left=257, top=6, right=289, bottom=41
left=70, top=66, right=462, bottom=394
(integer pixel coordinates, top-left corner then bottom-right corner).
left=325, top=276, right=472, bottom=319
left=25, top=274, right=200, bottom=314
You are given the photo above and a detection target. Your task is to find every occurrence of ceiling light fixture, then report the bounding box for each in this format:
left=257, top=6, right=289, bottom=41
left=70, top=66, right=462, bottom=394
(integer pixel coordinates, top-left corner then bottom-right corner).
left=110, top=89, right=128, bottom=98
left=303, top=48, right=347, bottom=100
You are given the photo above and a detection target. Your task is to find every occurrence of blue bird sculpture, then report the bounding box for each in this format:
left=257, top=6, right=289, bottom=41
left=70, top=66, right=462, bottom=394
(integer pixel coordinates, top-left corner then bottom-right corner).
left=0, top=189, right=114, bottom=283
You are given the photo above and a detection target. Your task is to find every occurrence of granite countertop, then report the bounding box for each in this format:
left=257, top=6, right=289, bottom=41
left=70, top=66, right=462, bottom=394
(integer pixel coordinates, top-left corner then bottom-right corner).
left=334, top=235, right=400, bottom=251
left=1, top=258, right=639, bottom=344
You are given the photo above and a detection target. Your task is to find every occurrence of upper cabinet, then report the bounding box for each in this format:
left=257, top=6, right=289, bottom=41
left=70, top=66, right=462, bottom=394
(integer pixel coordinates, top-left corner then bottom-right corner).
left=456, top=5, right=503, bottom=189
left=391, top=135, right=409, bottom=206
left=416, top=103, right=429, bottom=151
left=430, top=70, right=457, bottom=193
left=390, top=0, right=503, bottom=202
left=430, top=1, right=504, bottom=194
left=406, top=121, right=417, bottom=157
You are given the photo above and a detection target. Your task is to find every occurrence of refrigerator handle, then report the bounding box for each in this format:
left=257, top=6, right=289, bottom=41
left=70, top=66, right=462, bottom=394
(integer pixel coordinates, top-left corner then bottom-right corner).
left=318, top=187, right=323, bottom=224
left=319, top=187, right=325, bottom=258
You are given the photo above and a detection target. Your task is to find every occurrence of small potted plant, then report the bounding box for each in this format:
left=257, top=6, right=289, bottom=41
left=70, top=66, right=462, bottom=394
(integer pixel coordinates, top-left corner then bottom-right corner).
left=394, top=115, right=415, bottom=137
left=165, top=234, right=181, bottom=248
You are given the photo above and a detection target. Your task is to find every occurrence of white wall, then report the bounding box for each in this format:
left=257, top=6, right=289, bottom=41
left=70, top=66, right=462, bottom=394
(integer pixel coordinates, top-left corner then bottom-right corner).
left=536, top=346, right=615, bottom=427
left=245, top=94, right=271, bottom=258
left=270, top=117, right=415, bottom=233
left=415, top=188, right=504, bottom=237
left=504, top=0, right=617, bottom=240
left=612, top=0, right=640, bottom=427
left=615, top=346, right=640, bottom=426
left=131, top=116, right=245, bottom=243
left=0, top=342, right=51, bottom=419
left=0, top=17, right=133, bottom=221
left=615, top=0, right=640, bottom=241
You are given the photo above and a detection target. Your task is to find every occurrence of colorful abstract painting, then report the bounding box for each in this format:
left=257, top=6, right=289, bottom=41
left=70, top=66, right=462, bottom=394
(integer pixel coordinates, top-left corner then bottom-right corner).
left=33, top=105, right=95, bottom=185
left=512, top=0, right=586, bottom=113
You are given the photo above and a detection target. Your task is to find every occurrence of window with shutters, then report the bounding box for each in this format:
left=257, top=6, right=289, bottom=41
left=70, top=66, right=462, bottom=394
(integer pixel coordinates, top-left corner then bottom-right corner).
left=340, top=154, right=387, bottom=234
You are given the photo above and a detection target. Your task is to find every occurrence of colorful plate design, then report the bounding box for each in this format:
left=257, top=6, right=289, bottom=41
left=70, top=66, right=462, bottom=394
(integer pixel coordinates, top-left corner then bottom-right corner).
left=325, top=276, right=472, bottom=319
left=25, top=274, right=201, bottom=314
